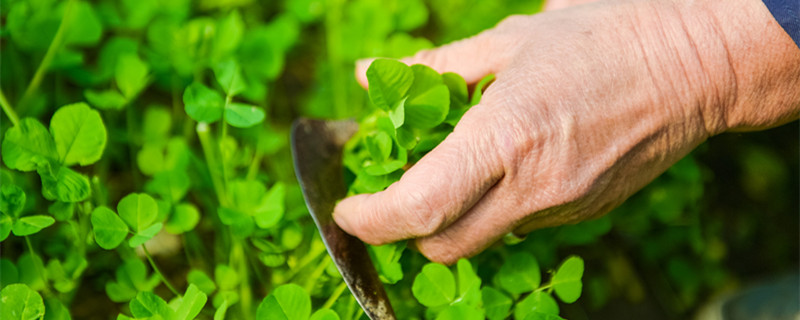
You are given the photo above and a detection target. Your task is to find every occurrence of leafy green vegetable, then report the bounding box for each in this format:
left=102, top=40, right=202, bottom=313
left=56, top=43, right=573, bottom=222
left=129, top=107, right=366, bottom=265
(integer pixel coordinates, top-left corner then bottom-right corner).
left=0, top=184, right=26, bottom=218
left=184, top=82, right=225, bottom=123
left=91, top=206, right=129, bottom=250
left=514, top=291, right=559, bottom=320
left=412, top=263, right=455, bottom=307
left=11, top=215, right=55, bottom=236
left=0, top=283, right=45, bottom=320
left=498, top=252, right=541, bottom=295
left=173, top=284, right=208, bottom=320
left=117, top=193, right=158, bottom=232
left=129, top=291, right=172, bottom=319
left=367, top=59, right=414, bottom=111
left=257, top=283, right=311, bottom=320
left=2, top=118, right=58, bottom=172
left=551, top=256, right=584, bottom=303
left=225, top=103, right=266, bottom=128
left=49, top=103, right=107, bottom=166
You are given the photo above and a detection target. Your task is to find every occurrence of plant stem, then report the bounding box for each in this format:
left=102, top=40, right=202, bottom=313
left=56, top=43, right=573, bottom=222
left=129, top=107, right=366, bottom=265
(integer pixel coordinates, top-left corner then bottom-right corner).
left=324, top=0, right=347, bottom=118
left=24, top=236, right=52, bottom=296
left=0, top=88, right=20, bottom=127
left=321, top=281, right=348, bottom=310
left=303, top=257, right=330, bottom=292
left=19, top=0, right=77, bottom=111
left=219, top=95, right=231, bottom=190
left=142, top=244, right=181, bottom=297
left=285, top=243, right=326, bottom=280
left=197, top=122, right=229, bottom=206
left=231, top=238, right=253, bottom=320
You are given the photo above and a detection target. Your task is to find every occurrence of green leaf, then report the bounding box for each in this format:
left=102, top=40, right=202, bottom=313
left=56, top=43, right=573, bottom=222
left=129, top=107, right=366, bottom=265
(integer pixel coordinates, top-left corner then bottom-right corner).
left=225, top=103, right=265, bottom=128
left=39, top=165, right=91, bottom=202
left=117, top=193, right=158, bottom=231
left=482, top=287, right=512, bottom=320
left=404, top=84, right=449, bottom=129
left=0, top=283, right=45, bottom=320
left=214, top=299, right=229, bottom=320
left=214, top=59, right=247, bottom=96
left=0, top=258, right=20, bottom=288
left=412, top=263, right=455, bottom=307
left=85, top=89, right=127, bottom=110
left=456, top=259, right=481, bottom=307
left=256, top=283, right=311, bottom=320
left=0, top=213, right=12, bottom=242
left=183, top=82, right=224, bottom=123
left=215, top=265, right=239, bottom=291
left=130, top=291, right=172, bottom=319
left=128, top=222, right=162, bottom=247
left=514, top=291, right=559, bottom=320
left=116, top=53, right=150, bottom=99
left=254, top=182, right=285, bottom=229
left=365, top=131, right=393, bottom=162
left=470, top=74, right=495, bottom=106
left=142, top=107, right=172, bottom=145
left=0, top=184, right=26, bottom=218
left=551, top=256, right=584, bottom=303
left=166, top=203, right=200, bottom=234
left=187, top=269, right=216, bottom=295
left=408, top=64, right=443, bottom=97
left=105, top=259, right=160, bottom=302
left=91, top=206, right=129, bottom=250
left=213, top=10, right=245, bottom=60
left=11, top=215, right=55, bottom=236
left=63, top=1, right=103, bottom=46
left=498, top=252, right=541, bottom=295
left=44, top=297, right=72, bottom=320
left=174, top=284, right=207, bottom=320
left=2, top=118, right=58, bottom=172
left=310, top=309, right=339, bottom=320
left=443, top=72, right=468, bottom=109
left=387, top=98, right=407, bottom=129
left=49, top=103, right=107, bottom=166
left=368, top=242, right=405, bottom=284
left=435, top=305, right=484, bottom=320
left=48, top=201, right=75, bottom=221
left=367, top=59, right=414, bottom=111
left=522, top=312, right=566, bottom=320
left=145, top=169, right=190, bottom=202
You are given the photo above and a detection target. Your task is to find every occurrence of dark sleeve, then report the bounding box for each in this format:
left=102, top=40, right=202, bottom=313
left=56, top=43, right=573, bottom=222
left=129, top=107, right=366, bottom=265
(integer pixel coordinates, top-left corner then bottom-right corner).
left=762, top=0, right=800, bottom=48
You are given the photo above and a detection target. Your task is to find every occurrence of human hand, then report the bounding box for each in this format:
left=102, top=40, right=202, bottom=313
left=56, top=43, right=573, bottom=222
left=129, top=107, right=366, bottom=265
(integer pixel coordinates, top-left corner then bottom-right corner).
left=334, top=0, right=800, bottom=264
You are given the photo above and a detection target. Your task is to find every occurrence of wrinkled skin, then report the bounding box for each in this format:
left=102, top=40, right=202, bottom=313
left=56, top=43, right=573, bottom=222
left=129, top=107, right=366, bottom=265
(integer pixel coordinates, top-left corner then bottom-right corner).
left=334, top=0, right=800, bottom=264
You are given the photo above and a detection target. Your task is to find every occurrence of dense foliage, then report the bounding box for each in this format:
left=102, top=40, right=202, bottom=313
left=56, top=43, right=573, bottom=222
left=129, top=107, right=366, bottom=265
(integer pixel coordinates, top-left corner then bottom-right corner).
left=0, top=0, right=796, bottom=319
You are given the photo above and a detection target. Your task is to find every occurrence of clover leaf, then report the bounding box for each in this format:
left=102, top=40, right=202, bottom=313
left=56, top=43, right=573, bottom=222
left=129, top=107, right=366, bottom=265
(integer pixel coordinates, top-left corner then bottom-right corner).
left=2, top=118, right=59, bottom=172
left=90, top=206, right=129, bottom=250
left=117, top=193, right=158, bottom=232
left=551, top=256, right=584, bottom=303
left=225, top=103, right=265, bottom=128
left=482, top=287, right=512, bottom=320
left=256, top=283, right=311, bottom=320
left=514, top=291, right=559, bottom=320
left=0, top=283, right=45, bottom=320
left=11, top=215, right=55, bottom=236
left=367, top=59, right=414, bottom=111
left=50, top=102, right=107, bottom=166
left=184, top=82, right=225, bottom=123
left=412, top=263, right=455, bottom=307
left=497, top=252, right=541, bottom=295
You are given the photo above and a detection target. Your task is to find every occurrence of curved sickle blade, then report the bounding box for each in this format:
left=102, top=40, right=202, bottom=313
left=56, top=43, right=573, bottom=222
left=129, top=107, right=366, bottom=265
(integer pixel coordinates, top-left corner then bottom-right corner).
left=291, top=118, right=396, bottom=320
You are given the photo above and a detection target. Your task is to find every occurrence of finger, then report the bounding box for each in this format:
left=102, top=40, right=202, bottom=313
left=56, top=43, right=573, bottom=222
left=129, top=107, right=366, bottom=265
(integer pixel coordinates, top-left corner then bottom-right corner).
left=414, top=180, right=519, bottom=265
left=333, top=105, right=506, bottom=245
left=354, top=31, right=515, bottom=88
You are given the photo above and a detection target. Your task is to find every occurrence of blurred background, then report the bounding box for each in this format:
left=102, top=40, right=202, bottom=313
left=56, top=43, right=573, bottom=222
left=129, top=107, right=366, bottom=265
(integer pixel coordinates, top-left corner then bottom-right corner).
left=1, top=0, right=797, bottom=319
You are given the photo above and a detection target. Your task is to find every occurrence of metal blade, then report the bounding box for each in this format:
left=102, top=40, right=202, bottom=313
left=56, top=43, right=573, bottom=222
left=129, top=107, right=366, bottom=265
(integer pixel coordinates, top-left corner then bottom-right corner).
left=290, top=118, right=396, bottom=320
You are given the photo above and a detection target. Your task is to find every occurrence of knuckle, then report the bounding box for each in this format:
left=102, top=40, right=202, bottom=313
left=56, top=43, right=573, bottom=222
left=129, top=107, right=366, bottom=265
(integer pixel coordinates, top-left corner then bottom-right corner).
left=403, top=188, right=446, bottom=237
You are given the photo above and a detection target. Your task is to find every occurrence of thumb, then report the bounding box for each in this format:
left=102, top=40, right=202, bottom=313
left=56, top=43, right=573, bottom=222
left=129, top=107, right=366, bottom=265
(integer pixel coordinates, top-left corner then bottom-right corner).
left=355, top=31, right=513, bottom=88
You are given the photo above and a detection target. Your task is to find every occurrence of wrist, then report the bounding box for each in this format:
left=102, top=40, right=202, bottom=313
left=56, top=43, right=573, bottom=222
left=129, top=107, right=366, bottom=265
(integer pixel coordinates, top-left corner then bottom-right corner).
left=678, top=0, right=800, bottom=133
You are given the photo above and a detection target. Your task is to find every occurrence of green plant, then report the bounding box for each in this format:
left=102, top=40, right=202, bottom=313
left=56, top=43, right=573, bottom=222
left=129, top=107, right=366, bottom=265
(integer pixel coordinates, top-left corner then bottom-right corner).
left=1, top=0, right=795, bottom=319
